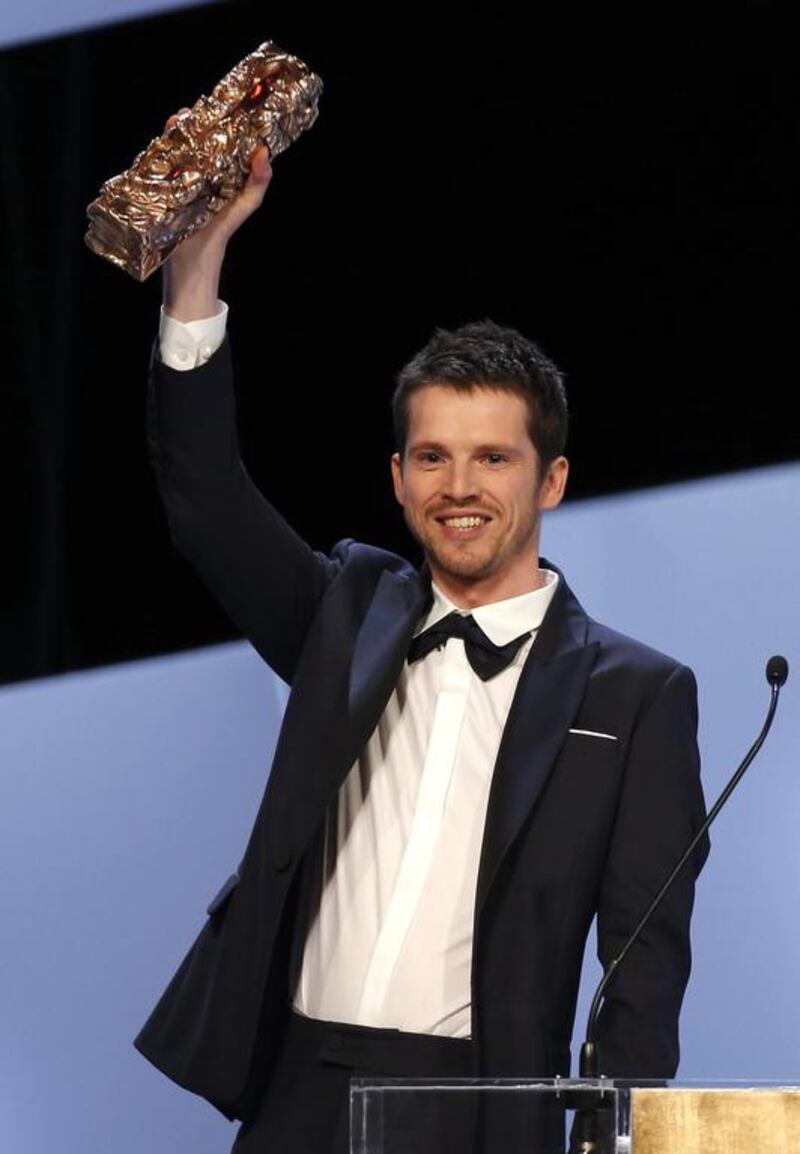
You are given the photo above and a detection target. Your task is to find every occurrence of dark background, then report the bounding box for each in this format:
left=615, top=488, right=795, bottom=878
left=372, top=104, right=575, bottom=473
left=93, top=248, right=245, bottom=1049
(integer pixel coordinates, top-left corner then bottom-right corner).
left=1, top=1, right=795, bottom=686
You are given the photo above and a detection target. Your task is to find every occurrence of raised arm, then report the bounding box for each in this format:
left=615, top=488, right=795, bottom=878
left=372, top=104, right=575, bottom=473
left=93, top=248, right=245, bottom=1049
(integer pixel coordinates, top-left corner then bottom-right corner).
left=148, top=120, right=337, bottom=683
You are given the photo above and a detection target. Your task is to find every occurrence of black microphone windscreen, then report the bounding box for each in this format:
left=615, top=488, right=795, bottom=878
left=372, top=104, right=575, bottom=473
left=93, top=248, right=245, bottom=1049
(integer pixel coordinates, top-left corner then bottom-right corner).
left=766, top=655, right=789, bottom=687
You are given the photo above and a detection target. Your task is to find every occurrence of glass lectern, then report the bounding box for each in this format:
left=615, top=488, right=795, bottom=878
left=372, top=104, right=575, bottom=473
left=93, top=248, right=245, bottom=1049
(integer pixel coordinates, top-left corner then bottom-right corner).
left=350, top=1077, right=800, bottom=1153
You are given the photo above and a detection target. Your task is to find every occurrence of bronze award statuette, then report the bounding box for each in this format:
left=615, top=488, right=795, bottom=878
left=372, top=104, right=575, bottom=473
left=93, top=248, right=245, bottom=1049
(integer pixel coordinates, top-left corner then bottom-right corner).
left=85, top=41, right=322, bottom=281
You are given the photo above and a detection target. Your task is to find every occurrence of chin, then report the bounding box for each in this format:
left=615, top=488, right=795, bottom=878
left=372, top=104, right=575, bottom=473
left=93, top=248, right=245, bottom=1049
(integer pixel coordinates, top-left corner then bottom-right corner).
left=426, top=548, right=498, bottom=582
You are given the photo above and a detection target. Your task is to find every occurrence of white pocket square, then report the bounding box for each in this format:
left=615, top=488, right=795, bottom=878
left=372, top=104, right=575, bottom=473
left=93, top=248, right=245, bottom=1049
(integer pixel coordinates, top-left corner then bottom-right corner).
left=568, top=728, right=618, bottom=741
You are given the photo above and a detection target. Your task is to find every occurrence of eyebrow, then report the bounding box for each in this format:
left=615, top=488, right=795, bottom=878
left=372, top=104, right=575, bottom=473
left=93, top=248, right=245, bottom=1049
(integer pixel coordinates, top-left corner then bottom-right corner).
left=408, top=441, right=522, bottom=456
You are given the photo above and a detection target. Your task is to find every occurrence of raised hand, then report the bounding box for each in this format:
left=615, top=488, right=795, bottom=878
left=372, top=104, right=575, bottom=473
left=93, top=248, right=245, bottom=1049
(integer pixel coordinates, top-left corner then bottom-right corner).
left=162, top=108, right=273, bottom=321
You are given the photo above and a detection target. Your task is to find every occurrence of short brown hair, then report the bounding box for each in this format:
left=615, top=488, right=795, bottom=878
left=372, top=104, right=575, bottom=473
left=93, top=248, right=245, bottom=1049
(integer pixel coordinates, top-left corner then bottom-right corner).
left=392, top=319, right=568, bottom=468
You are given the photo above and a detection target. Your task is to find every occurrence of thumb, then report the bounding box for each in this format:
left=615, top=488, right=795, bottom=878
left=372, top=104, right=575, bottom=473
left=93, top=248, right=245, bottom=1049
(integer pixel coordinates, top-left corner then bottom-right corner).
left=232, top=144, right=272, bottom=212
left=246, top=144, right=272, bottom=188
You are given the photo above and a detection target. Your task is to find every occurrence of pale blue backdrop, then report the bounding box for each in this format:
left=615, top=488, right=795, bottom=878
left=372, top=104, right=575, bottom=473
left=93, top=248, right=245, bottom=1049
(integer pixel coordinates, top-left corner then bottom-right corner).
left=0, top=0, right=217, bottom=50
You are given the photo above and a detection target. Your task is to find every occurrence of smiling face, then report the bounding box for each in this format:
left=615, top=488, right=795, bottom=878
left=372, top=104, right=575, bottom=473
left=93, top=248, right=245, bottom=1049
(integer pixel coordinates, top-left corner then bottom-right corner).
left=391, top=383, right=568, bottom=607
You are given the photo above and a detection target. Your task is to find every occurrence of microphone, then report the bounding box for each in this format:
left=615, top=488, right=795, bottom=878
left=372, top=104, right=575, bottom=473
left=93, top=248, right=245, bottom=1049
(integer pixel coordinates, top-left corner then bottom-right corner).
left=767, top=655, right=789, bottom=687
left=580, top=655, right=789, bottom=1081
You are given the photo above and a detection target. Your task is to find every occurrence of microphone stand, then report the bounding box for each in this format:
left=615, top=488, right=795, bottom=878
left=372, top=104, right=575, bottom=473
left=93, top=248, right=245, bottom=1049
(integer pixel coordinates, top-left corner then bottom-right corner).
left=572, top=656, right=788, bottom=1153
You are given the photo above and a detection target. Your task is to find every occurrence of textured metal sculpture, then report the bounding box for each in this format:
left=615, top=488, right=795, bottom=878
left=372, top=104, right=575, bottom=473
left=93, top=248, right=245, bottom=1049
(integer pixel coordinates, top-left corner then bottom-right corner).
left=85, top=41, right=322, bottom=281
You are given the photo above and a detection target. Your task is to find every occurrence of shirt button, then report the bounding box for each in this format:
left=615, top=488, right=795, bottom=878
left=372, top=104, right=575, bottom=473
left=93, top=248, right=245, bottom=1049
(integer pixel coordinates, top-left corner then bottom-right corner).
left=273, top=851, right=293, bottom=873
left=176, top=348, right=190, bottom=362
left=199, top=345, right=212, bottom=360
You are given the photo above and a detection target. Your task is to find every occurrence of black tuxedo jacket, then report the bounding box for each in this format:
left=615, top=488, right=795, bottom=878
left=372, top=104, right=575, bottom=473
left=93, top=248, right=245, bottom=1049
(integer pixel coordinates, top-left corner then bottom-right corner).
left=135, top=335, right=709, bottom=1122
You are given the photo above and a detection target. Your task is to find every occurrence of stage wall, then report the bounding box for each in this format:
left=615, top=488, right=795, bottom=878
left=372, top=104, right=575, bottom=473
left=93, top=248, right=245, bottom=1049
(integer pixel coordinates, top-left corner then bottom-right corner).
left=0, top=0, right=217, bottom=50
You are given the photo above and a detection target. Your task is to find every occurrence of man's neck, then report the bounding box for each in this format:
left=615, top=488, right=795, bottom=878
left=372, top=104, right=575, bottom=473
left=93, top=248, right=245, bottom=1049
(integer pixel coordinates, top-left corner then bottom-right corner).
left=429, top=564, right=548, bottom=610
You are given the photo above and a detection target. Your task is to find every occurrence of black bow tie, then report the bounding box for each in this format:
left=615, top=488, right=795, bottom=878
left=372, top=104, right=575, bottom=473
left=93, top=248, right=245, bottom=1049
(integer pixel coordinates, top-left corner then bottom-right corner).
left=407, top=611, right=533, bottom=681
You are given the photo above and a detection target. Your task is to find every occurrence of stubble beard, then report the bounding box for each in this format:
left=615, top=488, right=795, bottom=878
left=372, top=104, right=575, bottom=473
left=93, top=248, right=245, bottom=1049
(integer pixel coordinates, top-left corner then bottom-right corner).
left=407, top=509, right=540, bottom=586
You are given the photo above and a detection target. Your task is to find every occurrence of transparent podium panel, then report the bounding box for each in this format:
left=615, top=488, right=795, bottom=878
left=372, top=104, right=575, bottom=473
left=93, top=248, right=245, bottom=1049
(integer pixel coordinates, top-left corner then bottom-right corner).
left=350, top=1077, right=619, bottom=1154
left=350, top=1078, right=800, bottom=1153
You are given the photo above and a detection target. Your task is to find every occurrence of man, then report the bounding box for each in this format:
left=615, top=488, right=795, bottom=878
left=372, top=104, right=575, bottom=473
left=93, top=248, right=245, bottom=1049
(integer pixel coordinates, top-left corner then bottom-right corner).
left=135, top=140, right=709, bottom=1152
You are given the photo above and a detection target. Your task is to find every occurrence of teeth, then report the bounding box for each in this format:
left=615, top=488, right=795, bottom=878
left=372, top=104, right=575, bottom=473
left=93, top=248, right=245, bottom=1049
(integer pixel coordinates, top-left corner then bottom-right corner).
left=443, top=516, right=485, bottom=529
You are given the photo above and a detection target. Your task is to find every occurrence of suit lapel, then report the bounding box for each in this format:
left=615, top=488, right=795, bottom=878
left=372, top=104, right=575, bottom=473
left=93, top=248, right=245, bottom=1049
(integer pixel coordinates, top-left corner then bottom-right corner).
left=267, top=566, right=429, bottom=864
left=348, top=565, right=431, bottom=723
left=476, top=564, right=599, bottom=913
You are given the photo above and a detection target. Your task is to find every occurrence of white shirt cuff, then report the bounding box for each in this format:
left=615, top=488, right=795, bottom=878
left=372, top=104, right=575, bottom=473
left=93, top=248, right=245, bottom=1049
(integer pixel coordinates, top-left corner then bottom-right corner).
left=158, top=300, right=229, bottom=371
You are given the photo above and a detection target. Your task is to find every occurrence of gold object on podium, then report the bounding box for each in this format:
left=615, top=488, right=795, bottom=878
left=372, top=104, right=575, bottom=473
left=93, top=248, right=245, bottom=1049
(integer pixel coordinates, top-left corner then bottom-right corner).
left=631, top=1087, right=800, bottom=1154
left=84, top=41, right=322, bottom=281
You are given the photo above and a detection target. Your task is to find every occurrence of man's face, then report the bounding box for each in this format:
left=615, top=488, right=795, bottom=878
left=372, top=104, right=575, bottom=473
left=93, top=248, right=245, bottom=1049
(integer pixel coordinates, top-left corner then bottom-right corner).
left=391, top=383, right=568, bottom=605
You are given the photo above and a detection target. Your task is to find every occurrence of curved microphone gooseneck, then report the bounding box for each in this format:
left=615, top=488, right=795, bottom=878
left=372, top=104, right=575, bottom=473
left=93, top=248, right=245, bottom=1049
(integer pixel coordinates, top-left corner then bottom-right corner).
left=580, top=655, right=789, bottom=1080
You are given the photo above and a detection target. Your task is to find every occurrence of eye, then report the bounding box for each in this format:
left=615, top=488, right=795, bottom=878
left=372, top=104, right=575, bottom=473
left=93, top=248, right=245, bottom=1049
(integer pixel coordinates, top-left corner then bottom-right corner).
left=417, top=451, right=443, bottom=466
left=482, top=452, right=508, bottom=465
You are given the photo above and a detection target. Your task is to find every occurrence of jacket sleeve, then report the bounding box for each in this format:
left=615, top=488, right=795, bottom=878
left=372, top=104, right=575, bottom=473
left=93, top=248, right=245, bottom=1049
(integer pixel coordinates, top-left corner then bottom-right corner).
left=146, top=332, right=338, bottom=684
left=593, top=663, right=710, bottom=1077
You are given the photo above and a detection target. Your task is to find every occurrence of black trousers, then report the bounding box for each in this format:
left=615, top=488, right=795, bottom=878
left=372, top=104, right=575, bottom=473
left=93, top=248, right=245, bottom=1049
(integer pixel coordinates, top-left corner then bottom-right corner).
left=231, top=1009, right=476, bottom=1154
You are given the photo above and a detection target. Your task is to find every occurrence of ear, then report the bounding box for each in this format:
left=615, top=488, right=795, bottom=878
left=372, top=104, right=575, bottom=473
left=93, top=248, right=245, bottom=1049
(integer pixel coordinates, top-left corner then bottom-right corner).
left=391, top=451, right=405, bottom=506
left=539, top=455, right=569, bottom=511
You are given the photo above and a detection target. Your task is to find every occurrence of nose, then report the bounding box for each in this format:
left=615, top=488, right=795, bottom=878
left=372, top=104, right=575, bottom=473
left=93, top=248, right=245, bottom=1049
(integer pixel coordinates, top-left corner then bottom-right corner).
left=441, top=458, right=480, bottom=503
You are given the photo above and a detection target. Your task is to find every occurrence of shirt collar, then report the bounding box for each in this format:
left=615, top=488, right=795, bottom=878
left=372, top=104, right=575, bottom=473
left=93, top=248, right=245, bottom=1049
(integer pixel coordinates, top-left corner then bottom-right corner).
left=418, top=569, right=560, bottom=646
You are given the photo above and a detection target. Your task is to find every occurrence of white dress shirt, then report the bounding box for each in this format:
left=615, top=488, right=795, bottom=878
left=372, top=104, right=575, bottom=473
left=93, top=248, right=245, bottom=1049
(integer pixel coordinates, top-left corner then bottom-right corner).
left=158, top=304, right=560, bottom=1038
left=293, top=577, right=558, bottom=1038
